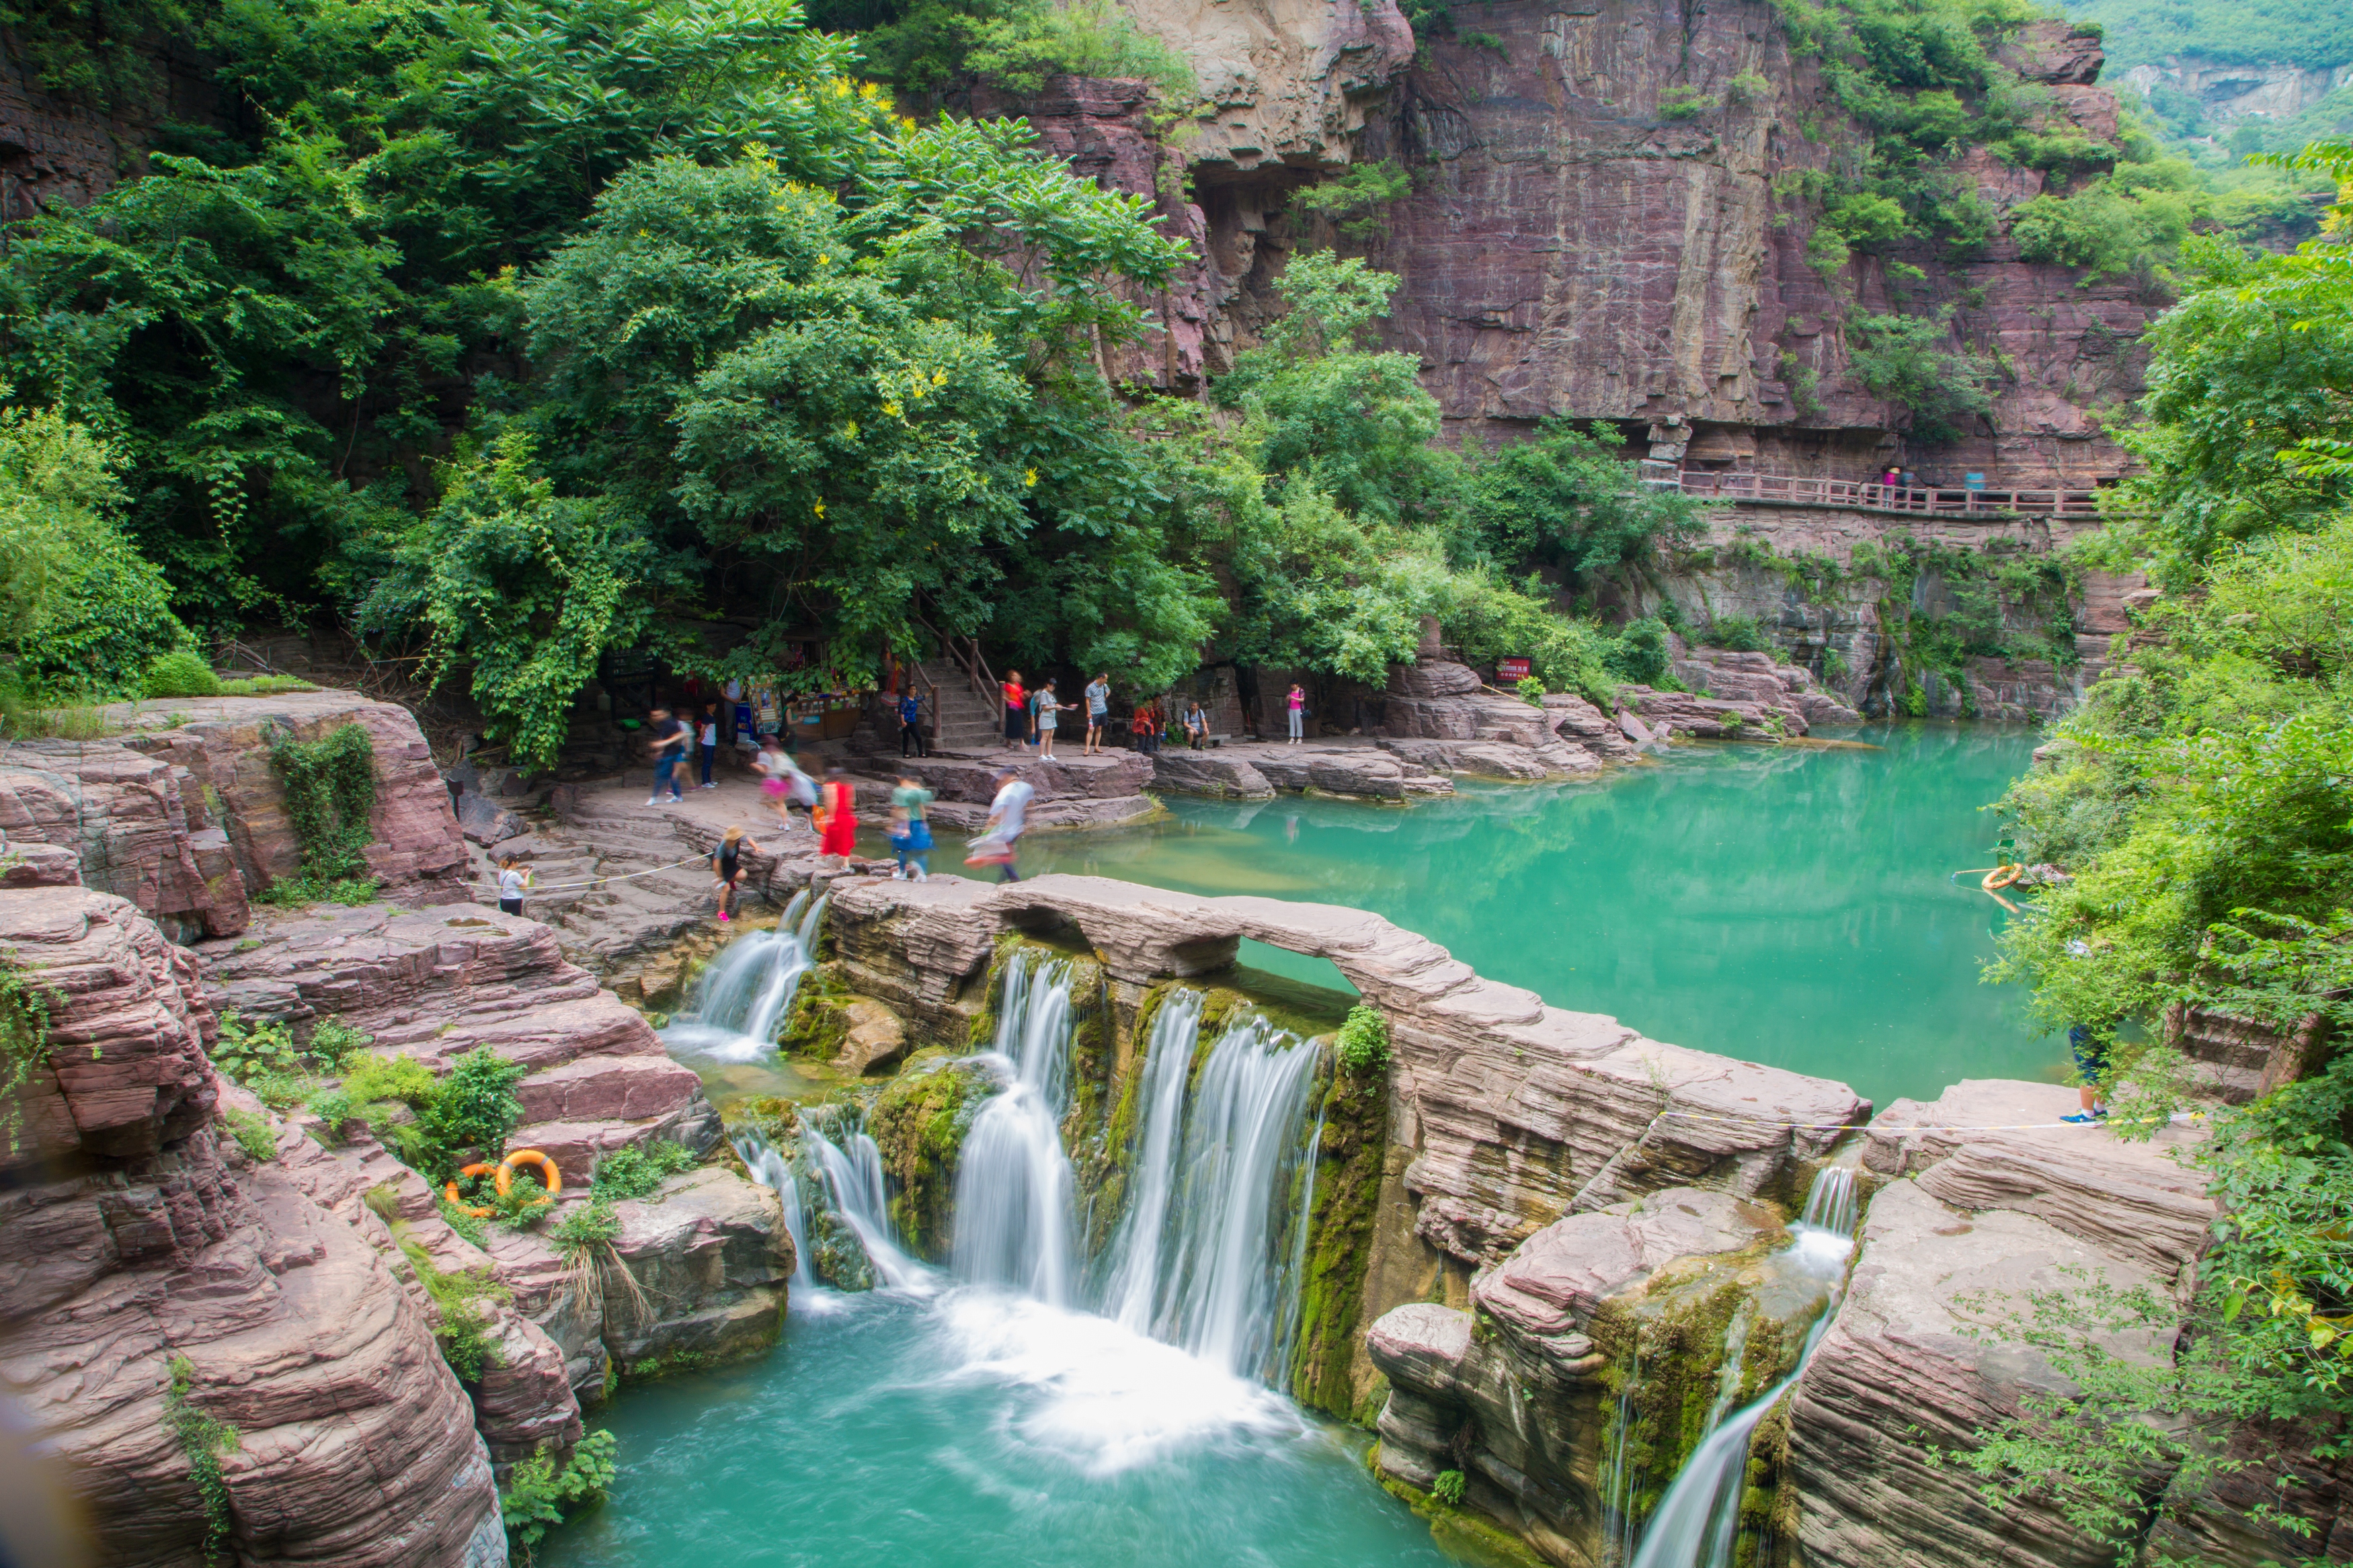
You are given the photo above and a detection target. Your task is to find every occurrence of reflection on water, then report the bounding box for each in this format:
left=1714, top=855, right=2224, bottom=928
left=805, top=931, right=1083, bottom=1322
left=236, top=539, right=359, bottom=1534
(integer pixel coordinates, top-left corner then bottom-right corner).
left=1013, top=725, right=2059, bottom=1110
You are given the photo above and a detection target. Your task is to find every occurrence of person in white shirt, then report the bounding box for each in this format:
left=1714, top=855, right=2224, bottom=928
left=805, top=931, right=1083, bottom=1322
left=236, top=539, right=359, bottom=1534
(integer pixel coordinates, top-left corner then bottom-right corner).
left=982, top=768, right=1035, bottom=882
left=496, top=856, right=531, bottom=917
left=696, top=704, right=720, bottom=788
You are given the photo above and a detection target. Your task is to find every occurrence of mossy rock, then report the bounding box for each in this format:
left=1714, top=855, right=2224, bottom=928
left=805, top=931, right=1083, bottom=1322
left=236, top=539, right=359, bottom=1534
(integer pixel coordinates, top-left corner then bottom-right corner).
left=867, top=1050, right=998, bottom=1258
left=1288, top=1034, right=1390, bottom=1416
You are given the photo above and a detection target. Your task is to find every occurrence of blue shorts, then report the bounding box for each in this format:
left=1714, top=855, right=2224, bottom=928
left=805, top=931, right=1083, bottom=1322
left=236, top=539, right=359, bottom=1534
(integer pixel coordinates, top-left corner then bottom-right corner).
left=2069, top=1025, right=2108, bottom=1079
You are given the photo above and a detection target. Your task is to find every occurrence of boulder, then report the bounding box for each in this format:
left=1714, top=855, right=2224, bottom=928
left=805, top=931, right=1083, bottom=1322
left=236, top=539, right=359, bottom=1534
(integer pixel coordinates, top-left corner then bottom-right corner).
left=601, top=1167, right=792, bottom=1372
left=110, top=690, right=471, bottom=904
left=0, top=747, right=250, bottom=940
left=1150, top=749, right=1277, bottom=800
left=0, top=888, right=503, bottom=1567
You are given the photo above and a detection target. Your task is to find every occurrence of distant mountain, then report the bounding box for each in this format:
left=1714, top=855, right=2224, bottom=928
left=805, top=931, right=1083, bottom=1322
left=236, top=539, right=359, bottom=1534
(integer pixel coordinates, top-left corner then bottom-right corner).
left=2061, top=0, right=2353, bottom=73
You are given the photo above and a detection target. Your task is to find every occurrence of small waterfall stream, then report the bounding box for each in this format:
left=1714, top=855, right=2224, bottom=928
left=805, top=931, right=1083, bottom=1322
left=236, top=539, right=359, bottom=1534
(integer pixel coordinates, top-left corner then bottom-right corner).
left=662, top=899, right=812, bottom=1063
left=951, top=950, right=1082, bottom=1304
left=733, top=1126, right=817, bottom=1297
left=805, top=1110, right=926, bottom=1290
left=1626, top=1166, right=1862, bottom=1568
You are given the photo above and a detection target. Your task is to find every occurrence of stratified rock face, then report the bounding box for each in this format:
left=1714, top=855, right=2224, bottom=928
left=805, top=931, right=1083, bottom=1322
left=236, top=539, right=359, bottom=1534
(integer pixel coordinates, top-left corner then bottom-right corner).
left=1618, top=647, right=1864, bottom=738
left=1369, top=1188, right=1817, bottom=1563
left=203, top=901, right=720, bottom=1175
left=1361, top=2, right=2150, bottom=484
left=0, top=889, right=503, bottom=1568
left=828, top=874, right=1865, bottom=1268
left=1127, top=0, right=1414, bottom=174
left=1785, top=1080, right=2217, bottom=1568
left=0, top=746, right=250, bottom=943
left=116, top=692, right=470, bottom=904
left=1, top=692, right=470, bottom=939
left=1376, top=656, right=1641, bottom=776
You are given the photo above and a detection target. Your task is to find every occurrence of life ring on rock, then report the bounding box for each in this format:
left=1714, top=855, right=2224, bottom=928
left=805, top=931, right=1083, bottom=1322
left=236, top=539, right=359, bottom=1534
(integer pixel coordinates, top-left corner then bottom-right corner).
left=1983, top=864, right=2024, bottom=892
left=497, top=1148, right=561, bottom=1206
left=444, top=1163, right=498, bottom=1217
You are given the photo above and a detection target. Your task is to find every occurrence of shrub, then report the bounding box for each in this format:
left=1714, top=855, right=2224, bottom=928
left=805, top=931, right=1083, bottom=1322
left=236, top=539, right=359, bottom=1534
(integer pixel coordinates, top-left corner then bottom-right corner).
left=1658, top=85, right=1716, bottom=120
left=415, top=1047, right=526, bottom=1165
left=590, top=1141, right=699, bottom=1201
left=163, top=1355, right=239, bottom=1565
left=1336, top=1004, right=1392, bottom=1076
left=268, top=722, right=376, bottom=884
left=1515, top=674, right=1546, bottom=706
left=1433, top=1469, right=1466, bottom=1505
left=305, top=1018, right=374, bottom=1067
left=438, top=1196, right=490, bottom=1249
left=1605, top=617, right=1673, bottom=684
left=1847, top=308, right=1997, bottom=444
left=210, top=1012, right=301, bottom=1086
left=143, top=649, right=220, bottom=698
left=502, top=1428, right=619, bottom=1561
left=341, top=1052, right=439, bottom=1107
left=553, top=1198, right=622, bottom=1257
left=222, top=1108, right=277, bottom=1162
left=1703, top=615, right=1765, bottom=653
left=400, top=1240, right=508, bottom=1380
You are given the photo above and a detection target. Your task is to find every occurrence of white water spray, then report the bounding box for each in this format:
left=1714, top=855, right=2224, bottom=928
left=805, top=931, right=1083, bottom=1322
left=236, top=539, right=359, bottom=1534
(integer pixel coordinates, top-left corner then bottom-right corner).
left=951, top=950, right=1082, bottom=1304
left=1627, top=1165, right=1860, bottom=1568
left=664, top=927, right=809, bottom=1063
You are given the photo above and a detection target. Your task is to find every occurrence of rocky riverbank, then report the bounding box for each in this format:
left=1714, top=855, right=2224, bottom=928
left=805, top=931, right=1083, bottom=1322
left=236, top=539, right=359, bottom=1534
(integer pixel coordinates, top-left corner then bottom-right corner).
left=0, top=692, right=793, bottom=1565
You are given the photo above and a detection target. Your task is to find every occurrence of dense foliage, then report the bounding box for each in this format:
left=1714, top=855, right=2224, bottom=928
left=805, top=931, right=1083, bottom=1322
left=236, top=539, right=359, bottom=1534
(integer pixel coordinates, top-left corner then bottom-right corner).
left=0, top=0, right=1687, bottom=755
left=2060, top=0, right=2352, bottom=72
left=1970, top=140, right=2353, bottom=1554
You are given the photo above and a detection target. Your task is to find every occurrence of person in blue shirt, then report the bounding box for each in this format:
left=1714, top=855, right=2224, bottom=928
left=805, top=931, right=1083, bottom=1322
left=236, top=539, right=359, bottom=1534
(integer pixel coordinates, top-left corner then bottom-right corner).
left=898, top=689, right=928, bottom=757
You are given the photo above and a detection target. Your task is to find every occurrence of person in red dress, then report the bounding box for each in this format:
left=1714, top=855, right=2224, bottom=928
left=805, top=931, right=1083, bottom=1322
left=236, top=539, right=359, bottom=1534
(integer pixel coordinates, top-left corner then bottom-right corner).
left=1002, top=671, right=1028, bottom=751
left=817, top=766, right=858, bottom=866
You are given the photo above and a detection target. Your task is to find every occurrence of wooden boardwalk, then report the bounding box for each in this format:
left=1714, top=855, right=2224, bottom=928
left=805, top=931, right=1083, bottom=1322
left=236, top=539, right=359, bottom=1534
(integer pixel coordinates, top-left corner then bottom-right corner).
left=1641, top=464, right=2112, bottom=520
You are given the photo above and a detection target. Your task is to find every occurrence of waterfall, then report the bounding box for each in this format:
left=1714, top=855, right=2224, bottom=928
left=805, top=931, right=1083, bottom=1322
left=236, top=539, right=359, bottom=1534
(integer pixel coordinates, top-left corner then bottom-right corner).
left=805, top=1110, right=926, bottom=1290
left=663, top=927, right=809, bottom=1063
left=733, top=1127, right=817, bottom=1298
left=951, top=950, right=1082, bottom=1304
left=1626, top=1166, right=1861, bottom=1568
left=1103, top=990, right=1208, bottom=1333
left=1097, top=1003, right=1325, bottom=1380
left=797, top=891, right=828, bottom=951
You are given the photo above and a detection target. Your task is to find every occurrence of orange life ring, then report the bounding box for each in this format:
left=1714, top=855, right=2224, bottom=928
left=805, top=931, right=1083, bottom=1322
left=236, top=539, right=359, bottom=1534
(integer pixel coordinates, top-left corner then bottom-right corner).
left=444, top=1163, right=497, bottom=1218
left=497, top=1148, right=561, bottom=1206
left=1983, top=864, right=2023, bottom=892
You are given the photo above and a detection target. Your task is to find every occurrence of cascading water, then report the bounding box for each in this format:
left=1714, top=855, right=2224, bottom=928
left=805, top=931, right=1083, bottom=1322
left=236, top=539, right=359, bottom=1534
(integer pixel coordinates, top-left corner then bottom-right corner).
left=796, top=891, right=828, bottom=951
left=1626, top=1165, right=1862, bottom=1568
left=951, top=950, right=1082, bottom=1304
left=804, top=1109, right=926, bottom=1290
left=662, top=925, right=809, bottom=1063
left=733, top=1126, right=816, bottom=1298
left=1102, top=1007, right=1325, bottom=1379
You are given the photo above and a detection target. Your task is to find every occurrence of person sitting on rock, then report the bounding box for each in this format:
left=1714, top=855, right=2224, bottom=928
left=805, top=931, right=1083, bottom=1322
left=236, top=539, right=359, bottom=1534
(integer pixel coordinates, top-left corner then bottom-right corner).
left=711, top=826, right=758, bottom=923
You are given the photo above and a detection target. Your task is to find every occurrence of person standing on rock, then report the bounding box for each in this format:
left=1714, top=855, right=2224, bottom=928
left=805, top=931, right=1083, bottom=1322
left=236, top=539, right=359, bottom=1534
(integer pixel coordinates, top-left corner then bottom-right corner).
left=1083, top=672, right=1110, bottom=755
left=647, top=708, right=688, bottom=804
left=816, top=766, right=858, bottom=868
left=1033, top=679, right=1067, bottom=759
left=888, top=773, right=934, bottom=880
left=696, top=704, right=720, bottom=789
left=711, top=826, right=758, bottom=923
left=2064, top=1022, right=2111, bottom=1124
left=1285, top=684, right=1306, bottom=744
left=1002, top=669, right=1028, bottom=752
left=496, top=855, right=531, bottom=917
left=1130, top=699, right=1160, bottom=755
left=972, top=766, right=1035, bottom=882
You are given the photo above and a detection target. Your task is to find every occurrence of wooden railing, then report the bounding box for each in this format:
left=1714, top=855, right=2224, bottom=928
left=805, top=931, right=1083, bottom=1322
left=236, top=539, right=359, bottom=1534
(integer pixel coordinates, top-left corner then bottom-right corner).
left=1639, top=462, right=2109, bottom=519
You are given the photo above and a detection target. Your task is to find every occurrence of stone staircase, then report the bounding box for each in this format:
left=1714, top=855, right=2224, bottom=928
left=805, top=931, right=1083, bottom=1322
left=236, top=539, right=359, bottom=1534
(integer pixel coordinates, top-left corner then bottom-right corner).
left=916, top=660, right=1007, bottom=754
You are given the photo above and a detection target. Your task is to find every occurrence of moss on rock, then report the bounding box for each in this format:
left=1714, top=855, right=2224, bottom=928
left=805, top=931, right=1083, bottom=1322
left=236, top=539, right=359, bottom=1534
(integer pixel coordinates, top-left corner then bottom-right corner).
left=1289, top=1038, right=1391, bottom=1416
left=868, top=1051, right=996, bottom=1257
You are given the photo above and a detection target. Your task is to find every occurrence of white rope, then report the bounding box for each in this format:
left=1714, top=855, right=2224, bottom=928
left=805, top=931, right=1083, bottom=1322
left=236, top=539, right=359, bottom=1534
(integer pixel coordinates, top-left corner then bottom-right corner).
left=466, top=856, right=709, bottom=894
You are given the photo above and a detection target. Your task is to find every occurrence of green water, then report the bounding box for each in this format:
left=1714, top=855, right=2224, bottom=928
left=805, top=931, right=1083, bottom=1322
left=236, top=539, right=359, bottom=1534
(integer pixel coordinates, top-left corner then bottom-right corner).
left=552, top=725, right=2050, bottom=1568
left=547, top=1289, right=1464, bottom=1567
left=1019, top=725, right=2060, bottom=1112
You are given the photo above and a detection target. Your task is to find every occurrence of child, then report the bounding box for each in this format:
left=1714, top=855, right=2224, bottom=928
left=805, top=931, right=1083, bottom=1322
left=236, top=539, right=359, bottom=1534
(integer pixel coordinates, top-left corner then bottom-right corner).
left=711, top=826, right=759, bottom=923
left=888, top=773, right=935, bottom=880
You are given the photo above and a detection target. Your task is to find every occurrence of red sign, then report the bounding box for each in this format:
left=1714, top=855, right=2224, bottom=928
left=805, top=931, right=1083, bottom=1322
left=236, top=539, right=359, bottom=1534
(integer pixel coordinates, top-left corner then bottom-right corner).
left=1497, top=657, right=1532, bottom=681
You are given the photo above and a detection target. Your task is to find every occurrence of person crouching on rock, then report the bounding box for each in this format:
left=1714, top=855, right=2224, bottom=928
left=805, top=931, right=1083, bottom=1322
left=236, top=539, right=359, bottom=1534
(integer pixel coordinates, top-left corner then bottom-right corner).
left=496, top=855, right=531, bottom=917
left=711, top=826, right=758, bottom=924
left=816, top=766, right=858, bottom=868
